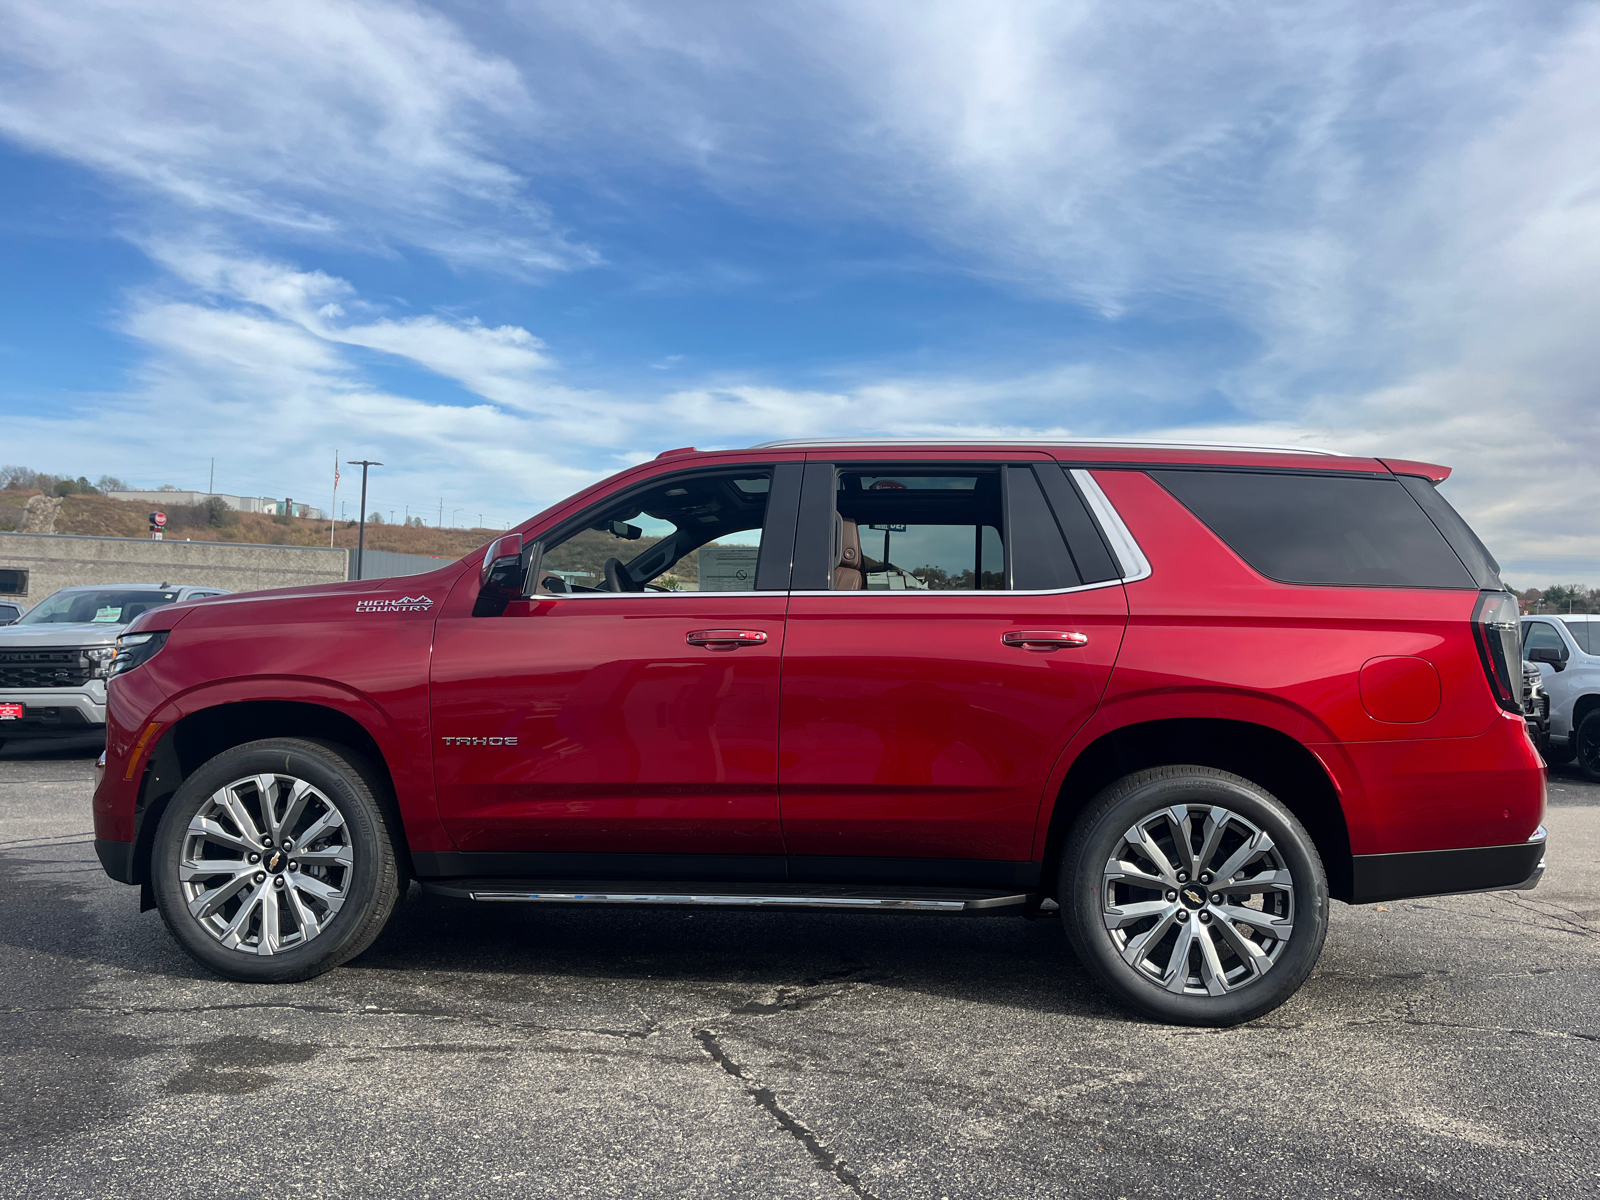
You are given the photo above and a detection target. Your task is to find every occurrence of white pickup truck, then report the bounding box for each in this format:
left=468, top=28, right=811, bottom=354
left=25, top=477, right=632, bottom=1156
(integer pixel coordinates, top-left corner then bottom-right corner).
left=1521, top=613, right=1600, bottom=780
left=0, top=584, right=228, bottom=746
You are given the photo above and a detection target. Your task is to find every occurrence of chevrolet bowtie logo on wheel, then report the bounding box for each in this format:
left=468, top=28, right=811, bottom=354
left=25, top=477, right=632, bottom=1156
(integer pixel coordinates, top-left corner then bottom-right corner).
left=355, top=595, right=434, bottom=613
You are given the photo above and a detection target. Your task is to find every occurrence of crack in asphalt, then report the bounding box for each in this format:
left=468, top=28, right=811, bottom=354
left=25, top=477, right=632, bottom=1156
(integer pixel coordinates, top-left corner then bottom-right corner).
left=1483, top=890, right=1600, bottom=934
left=694, top=1028, right=879, bottom=1200
left=1395, top=1017, right=1600, bottom=1042
left=1407, top=897, right=1598, bottom=938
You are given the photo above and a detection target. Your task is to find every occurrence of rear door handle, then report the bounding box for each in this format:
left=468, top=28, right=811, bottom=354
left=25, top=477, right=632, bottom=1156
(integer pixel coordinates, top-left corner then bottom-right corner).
left=1002, top=630, right=1089, bottom=652
left=687, top=628, right=769, bottom=650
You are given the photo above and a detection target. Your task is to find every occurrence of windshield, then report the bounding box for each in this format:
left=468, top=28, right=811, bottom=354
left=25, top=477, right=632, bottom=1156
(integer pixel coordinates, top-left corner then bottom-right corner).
left=16, top=589, right=181, bottom=626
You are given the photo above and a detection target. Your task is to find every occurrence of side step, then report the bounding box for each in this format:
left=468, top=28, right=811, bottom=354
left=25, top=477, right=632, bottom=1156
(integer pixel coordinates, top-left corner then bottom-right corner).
left=420, top=878, right=1035, bottom=915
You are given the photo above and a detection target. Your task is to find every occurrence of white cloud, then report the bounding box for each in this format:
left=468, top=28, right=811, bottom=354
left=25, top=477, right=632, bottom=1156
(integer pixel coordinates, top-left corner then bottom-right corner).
left=0, top=0, right=594, bottom=270
left=141, top=244, right=594, bottom=416
left=6, top=294, right=599, bottom=529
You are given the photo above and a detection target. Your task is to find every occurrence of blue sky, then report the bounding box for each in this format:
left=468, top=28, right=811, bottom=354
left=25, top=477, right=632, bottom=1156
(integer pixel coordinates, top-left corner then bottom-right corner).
left=0, top=0, right=1596, bottom=583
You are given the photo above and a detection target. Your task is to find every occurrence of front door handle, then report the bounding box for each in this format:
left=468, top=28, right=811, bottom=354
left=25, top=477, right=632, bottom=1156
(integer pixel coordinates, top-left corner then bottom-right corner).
left=687, top=628, right=769, bottom=651
left=1002, top=630, right=1089, bottom=652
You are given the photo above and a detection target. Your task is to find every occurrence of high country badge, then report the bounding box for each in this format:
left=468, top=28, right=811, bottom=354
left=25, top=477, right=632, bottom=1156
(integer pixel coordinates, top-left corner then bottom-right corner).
left=355, top=595, right=434, bottom=613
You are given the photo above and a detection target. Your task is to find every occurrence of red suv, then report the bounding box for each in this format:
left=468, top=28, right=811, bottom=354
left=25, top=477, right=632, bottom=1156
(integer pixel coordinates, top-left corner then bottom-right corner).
left=92, top=441, right=1546, bottom=1025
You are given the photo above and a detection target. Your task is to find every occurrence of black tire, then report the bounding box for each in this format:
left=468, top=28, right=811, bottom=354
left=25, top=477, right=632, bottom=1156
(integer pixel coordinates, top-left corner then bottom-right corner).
left=1060, top=766, right=1329, bottom=1027
left=1576, top=712, right=1600, bottom=782
left=1545, top=740, right=1575, bottom=766
left=152, top=738, right=403, bottom=983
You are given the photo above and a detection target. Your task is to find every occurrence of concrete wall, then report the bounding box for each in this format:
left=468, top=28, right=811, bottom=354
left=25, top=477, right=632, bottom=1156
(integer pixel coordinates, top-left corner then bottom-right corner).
left=0, top=533, right=350, bottom=610
left=352, top=548, right=460, bottom=581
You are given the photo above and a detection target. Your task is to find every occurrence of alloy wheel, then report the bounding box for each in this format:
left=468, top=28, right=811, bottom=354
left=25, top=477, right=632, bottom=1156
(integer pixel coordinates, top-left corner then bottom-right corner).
left=178, top=772, right=354, bottom=955
left=1102, top=804, right=1295, bottom=996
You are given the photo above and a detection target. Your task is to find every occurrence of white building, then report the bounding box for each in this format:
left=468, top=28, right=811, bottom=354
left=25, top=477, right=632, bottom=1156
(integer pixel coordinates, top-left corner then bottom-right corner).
left=105, top=491, right=324, bottom=520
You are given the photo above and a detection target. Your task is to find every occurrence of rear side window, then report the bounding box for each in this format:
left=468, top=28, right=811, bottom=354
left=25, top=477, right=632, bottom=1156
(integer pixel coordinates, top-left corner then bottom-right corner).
left=833, top=467, right=1005, bottom=590
left=808, top=463, right=1113, bottom=592
left=1151, top=470, right=1476, bottom=589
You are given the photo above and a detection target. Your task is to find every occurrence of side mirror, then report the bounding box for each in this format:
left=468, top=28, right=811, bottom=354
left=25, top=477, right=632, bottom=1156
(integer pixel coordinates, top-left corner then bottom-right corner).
left=479, top=533, right=525, bottom=598
left=1527, top=646, right=1567, bottom=671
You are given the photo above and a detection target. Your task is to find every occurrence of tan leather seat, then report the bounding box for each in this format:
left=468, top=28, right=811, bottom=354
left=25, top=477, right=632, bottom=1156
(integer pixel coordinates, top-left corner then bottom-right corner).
left=833, top=514, right=864, bottom=590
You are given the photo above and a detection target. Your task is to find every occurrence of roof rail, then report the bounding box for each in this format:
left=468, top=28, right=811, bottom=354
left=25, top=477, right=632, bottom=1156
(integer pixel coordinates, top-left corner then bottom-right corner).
left=747, top=437, right=1349, bottom=456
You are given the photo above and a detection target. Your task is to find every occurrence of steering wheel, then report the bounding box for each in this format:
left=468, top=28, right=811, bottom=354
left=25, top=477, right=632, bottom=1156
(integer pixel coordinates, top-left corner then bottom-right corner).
left=603, top=557, right=640, bottom=593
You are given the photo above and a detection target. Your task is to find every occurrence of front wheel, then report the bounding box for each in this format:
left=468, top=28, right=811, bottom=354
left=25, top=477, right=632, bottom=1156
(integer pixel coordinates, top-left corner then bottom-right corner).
left=1061, top=766, right=1329, bottom=1026
left=152, top=738, right=403, bottom=983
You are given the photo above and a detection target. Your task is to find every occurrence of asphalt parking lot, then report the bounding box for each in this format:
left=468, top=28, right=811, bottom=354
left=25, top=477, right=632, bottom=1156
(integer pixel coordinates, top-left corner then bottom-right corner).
left=1, top=737, right=1597, bottom=1200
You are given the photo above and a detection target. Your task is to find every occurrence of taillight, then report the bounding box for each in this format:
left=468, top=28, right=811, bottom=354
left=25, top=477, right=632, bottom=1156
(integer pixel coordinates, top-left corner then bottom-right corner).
left=1472, top=591, right=1522, bottom=713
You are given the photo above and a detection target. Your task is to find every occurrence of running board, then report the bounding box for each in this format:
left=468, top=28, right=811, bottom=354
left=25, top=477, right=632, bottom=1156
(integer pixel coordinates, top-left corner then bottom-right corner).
left=420, top=879, right=1034, bottom=915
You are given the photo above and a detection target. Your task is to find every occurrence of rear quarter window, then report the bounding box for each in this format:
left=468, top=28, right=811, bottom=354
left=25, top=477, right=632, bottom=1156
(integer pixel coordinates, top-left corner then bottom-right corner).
left=1150, top=470, right=1476, bottom=589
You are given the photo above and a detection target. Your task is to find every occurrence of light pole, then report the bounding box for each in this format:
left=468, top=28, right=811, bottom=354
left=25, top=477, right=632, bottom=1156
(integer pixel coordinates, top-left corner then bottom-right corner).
left=451, top=508, right=463, bottom=528
left=348, top=460, right=382, bottom=580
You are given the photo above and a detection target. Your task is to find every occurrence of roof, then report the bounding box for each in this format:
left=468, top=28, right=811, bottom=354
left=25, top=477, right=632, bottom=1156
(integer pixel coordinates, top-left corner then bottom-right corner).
left=750, top=437, right=1349, bottom=455
left=733, top=438, right=1459, bottom=479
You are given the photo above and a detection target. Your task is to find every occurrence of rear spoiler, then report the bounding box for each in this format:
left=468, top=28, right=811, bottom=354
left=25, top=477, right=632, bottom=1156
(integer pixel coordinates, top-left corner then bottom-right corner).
left=1379, top=458, right=1451, bottom=483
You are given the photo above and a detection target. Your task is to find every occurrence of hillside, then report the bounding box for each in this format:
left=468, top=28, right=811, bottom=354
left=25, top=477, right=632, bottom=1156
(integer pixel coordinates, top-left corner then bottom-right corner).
left=0, top=490, right=498, bottom=561
left=0, top=490, right=747, bottom=586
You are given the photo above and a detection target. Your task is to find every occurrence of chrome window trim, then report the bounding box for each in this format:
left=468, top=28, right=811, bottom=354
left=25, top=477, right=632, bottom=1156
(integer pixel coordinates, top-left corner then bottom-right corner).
left=1071, top=469, right=1151, bottom=584
left=533, top=589, right=772, bottom=599
left=786, top=578, right=1125, bottom=598
left=538, top=580, right=1127, bottom=599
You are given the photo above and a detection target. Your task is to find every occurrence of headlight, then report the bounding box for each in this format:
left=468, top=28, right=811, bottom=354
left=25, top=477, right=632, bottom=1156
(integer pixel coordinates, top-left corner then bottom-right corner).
left=111, top=631, right=169, bottom=678
left=84, top=646, right=115, bottom=680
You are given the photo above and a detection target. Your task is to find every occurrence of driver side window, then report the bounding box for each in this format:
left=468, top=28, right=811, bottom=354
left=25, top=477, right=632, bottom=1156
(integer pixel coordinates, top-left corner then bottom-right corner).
left=536, top=468, right=775, bottom=594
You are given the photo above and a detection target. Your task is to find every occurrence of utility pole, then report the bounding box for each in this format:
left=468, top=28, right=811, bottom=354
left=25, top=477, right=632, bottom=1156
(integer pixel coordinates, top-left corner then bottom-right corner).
left=329, top=449, right=340, bottom=547
left=209, top=457, right=215, bottom=495
left=438, top=498, right=443, bottom=528
left=348, top=460, right=382, bottom=580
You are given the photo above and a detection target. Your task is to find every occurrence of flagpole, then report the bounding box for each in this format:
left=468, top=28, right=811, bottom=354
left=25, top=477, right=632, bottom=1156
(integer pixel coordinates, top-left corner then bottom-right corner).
left=329, top=449, right=339, bottom=547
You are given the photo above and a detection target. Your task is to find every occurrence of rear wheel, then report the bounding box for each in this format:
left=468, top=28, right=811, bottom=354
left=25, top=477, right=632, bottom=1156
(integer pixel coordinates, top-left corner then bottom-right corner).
left=152, top=738, right=403, bottom=983
left=1061, top=766, right=1329, bottom=1026
left=1575, top=712, right=1600, bottom=782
